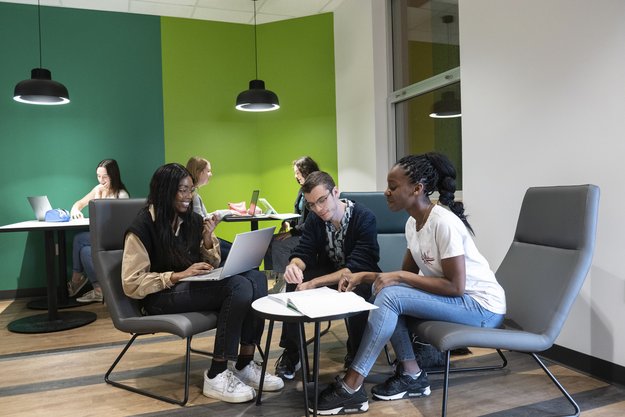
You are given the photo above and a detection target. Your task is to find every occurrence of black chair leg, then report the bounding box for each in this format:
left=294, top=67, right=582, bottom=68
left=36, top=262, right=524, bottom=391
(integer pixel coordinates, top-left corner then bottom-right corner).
left=441, top=350, right=451, bottom=417
left=531, top=353, right=580, bottom=417
left=105, top=333, right=193, bottom=406
left=428, top=348, right=508, bottom=375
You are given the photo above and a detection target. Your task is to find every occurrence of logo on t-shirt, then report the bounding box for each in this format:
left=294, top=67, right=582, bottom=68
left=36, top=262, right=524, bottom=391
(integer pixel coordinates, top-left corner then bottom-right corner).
left=421, top=250, right=434, bottom=265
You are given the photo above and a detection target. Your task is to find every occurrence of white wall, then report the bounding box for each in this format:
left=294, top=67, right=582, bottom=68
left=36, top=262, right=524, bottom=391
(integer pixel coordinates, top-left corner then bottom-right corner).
left=335, top=0, right=625, bottom=367
left=334, top=0, right=390, bottom=192
left=460, top=0, right=625, bottom=366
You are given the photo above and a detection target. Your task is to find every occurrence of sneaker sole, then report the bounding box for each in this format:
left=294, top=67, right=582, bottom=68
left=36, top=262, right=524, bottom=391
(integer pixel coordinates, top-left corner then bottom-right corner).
left=372, top=386, right=431, bottom=401
left=245, top=378, right=285, bottom=391
left=311, top=401, right=369, bottom=415
left=202, top=386, right=256, bottom=403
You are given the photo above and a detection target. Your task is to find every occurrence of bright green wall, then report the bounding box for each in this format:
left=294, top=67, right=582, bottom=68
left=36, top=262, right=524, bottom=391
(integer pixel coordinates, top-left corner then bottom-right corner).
left=0, top=4, right=164, bottom=291
left=162, top=14, right=338, bottom=241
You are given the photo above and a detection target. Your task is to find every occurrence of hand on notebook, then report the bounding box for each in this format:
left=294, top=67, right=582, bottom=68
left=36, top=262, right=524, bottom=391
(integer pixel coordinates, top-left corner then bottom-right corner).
left=172, top=262, right=215, bottom=283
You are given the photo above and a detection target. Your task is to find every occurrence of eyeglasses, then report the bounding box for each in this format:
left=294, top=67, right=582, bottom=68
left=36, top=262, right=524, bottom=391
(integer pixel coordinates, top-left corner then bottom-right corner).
left=177, top=186, right=196, bottom=196
left=306, top=191, right=332, bottom=210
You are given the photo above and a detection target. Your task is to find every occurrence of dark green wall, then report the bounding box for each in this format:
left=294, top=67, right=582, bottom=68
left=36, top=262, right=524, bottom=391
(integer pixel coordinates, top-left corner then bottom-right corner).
left=0, top=4, right=164, bottom=291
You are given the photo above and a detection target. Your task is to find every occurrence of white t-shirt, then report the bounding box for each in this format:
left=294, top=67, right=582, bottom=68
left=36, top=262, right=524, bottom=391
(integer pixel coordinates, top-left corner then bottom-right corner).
left=405, top=205, right=506, bottom=315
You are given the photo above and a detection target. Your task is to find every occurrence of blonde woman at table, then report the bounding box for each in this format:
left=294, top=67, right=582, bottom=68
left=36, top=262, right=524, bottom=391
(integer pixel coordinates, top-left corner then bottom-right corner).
left=185, top=156, right=232, bottom=261
left=67, top=159, right=129, bottom=303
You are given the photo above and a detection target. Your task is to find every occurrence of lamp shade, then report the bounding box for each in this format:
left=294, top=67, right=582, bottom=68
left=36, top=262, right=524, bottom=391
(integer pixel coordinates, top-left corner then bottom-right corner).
left=14, top=68, right=70, bottom=105
left=236, top=79, right=280, bottom=112
left=429, top=91, right=460, bottom=118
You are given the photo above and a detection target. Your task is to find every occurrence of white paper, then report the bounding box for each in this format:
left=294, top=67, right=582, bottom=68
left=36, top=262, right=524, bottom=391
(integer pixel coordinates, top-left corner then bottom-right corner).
left=268, top=286, right=377, bottom=318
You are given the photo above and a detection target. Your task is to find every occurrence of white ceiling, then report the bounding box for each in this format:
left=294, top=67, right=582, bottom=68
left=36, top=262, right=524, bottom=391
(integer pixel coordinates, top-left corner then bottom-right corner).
left=0, top=0, right=345, bottom=24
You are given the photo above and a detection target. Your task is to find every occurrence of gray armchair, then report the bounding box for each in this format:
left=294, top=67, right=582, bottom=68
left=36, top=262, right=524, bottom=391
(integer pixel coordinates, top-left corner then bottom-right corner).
left=339, top=191, right=409, bottom=272
left=413, top=184, right=600, bottom=417
left=89, top=198, right=218, bottom=406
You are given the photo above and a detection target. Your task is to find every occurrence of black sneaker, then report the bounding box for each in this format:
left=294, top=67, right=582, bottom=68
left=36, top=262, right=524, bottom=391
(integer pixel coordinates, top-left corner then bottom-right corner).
left=275, top=351, right=301, bottom=380
left=371, top=370, right=431, bottom=401
left=312, top=376, right=369, bottom=415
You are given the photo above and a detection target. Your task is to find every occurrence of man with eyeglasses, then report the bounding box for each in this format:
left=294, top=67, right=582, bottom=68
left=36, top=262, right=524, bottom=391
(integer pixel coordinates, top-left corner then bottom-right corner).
left=275, top=171, right=381, bottom=380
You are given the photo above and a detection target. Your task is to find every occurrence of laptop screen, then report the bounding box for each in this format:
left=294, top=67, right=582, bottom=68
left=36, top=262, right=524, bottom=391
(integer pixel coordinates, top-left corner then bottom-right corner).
left=248, top=189, right=259, bottom=215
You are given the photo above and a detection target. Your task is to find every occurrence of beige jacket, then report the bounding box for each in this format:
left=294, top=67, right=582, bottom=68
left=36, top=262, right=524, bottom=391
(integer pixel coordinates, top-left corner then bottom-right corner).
left=121, top=206, right=220, bottom=299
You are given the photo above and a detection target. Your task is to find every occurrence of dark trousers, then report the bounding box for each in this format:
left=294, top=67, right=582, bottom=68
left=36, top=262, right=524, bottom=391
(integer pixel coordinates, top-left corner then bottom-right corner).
left=278, top=265, right=372, bottom=358
left=264, top=234, right=300, bottom=273
left=142, top=269, right=267, bottom=361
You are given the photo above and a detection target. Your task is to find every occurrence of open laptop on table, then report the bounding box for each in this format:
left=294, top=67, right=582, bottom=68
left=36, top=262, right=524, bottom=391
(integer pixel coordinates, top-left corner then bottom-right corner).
left=223, top=189, right=269, bottom=219
left=180, top=226, right=275, bottom=281
left=27, top=196, right=53, bottom=221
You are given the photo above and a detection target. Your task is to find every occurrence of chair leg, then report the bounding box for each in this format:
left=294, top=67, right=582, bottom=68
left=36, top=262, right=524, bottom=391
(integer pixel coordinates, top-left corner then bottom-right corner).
left=441, top=350, right=451, bottom=417
left=428, top=348, right=508, bottom=375
left=531, top=353, right=580, bottom=417
left=105, top=333, right=194, bottom=406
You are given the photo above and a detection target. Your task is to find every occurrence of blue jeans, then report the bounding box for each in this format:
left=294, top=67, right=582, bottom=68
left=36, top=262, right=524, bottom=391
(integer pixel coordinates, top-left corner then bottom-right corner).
left=72, top=232, right=97, bottom=284
left=350, top=284, right=504, bottom=377
left=141, top=269, right=267, bottom=361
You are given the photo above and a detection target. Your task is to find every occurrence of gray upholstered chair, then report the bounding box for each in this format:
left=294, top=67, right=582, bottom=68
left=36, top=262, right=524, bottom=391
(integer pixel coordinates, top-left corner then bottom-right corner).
left=339, top=191, right=409, bottom=273
left=413, top=184, right=600, bottom=417
left=90, top=198, right=218, bottom=406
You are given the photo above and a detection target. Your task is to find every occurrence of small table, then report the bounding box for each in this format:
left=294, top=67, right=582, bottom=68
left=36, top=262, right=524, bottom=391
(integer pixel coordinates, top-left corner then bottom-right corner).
left=0, top=219, right=97, bottom=333
left=252, top=296, right=359, bottom=417
left=222, top=213, right=299, bottom=231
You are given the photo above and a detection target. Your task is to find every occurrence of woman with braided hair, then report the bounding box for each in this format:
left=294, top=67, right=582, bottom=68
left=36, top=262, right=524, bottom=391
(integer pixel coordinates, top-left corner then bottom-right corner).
left=313, top=153, right=506, bottom=415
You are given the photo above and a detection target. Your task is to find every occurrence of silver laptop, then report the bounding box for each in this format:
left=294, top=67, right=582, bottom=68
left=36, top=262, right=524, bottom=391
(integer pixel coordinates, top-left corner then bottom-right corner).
left=181, top=226, right=275, bottom=281
left=27, top=196, right=53, bottom=221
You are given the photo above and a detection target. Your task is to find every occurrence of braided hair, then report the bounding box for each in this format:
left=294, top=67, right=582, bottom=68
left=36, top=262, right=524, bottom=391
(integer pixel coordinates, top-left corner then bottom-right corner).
left=396, top=153, right=474, bottom=235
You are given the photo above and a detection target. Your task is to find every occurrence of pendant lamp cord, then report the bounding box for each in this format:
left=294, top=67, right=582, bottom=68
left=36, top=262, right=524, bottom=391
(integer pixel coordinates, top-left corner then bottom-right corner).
left=37, top=0, right=42, bottom=68
left=253, top=0, right=258, bottom=80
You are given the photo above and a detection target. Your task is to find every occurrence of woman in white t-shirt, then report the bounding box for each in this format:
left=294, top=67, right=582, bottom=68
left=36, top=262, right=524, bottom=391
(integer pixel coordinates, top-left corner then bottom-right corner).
left=314, top=153, right=506, bottom=415
left=67, top=159, right=129, bottom=303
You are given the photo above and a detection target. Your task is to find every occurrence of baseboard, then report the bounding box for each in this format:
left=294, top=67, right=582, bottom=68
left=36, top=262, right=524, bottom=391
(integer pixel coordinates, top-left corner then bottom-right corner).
left=0, top=287, right=46, bottom=300
left=542, top=344, right=625, bottom=387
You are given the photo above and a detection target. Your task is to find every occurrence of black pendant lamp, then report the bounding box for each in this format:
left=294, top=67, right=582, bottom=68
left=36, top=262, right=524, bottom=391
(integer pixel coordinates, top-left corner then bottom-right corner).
left=430, top=91, right=461, bottom=118
left=14, top=0, right=69, bottom=105
left=236, top=0, right=279, bottom=112
left=430, top=15, right=459, bottom=118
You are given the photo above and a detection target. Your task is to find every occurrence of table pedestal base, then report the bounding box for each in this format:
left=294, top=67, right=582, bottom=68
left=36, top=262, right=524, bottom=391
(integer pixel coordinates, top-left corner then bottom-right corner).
left=8, top=311, right=97, bottom=333
left=27, top=297, right=83, bottom=310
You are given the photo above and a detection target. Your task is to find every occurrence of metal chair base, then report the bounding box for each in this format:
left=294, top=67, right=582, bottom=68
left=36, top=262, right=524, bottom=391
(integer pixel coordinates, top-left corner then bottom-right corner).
left=439, top=349, right=579, bottom=417
left=105, top=333, right=211, bottom=406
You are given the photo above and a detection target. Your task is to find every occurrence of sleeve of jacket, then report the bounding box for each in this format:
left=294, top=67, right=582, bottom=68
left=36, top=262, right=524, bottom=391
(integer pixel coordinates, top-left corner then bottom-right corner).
left=289, top=212, right=324, bottom=268
left=344, top=204, right=381, bottom=273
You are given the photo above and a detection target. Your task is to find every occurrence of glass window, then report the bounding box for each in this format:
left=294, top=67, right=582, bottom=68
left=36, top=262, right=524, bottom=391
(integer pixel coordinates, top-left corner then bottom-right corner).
left=390, top=0, right=462, bottom=188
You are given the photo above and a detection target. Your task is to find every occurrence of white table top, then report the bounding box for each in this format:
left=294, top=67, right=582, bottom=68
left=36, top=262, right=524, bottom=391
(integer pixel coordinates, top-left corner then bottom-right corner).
left=0, top=218, right=90, bottom=232
left=252, top=293, right=365, bottom=323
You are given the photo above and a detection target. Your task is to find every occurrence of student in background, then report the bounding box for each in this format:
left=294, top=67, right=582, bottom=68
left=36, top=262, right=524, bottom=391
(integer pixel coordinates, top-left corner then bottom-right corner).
left=313, top=153, right=506, bottom=415
left=67, top=159, right=129, bottom=303
left=275, top=171, right=380, bottom=380
left=121, top=163, right=283, bottom=403
left=185, top=156, right=232, bottom=261
left=264, top=156, right=320, bottom=278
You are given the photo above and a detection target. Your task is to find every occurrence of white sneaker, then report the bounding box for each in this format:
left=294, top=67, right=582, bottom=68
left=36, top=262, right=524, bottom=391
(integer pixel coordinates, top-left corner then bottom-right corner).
left=232, top=360, right=285, bottom=391
left=202, top=369, right=256, bottom=403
